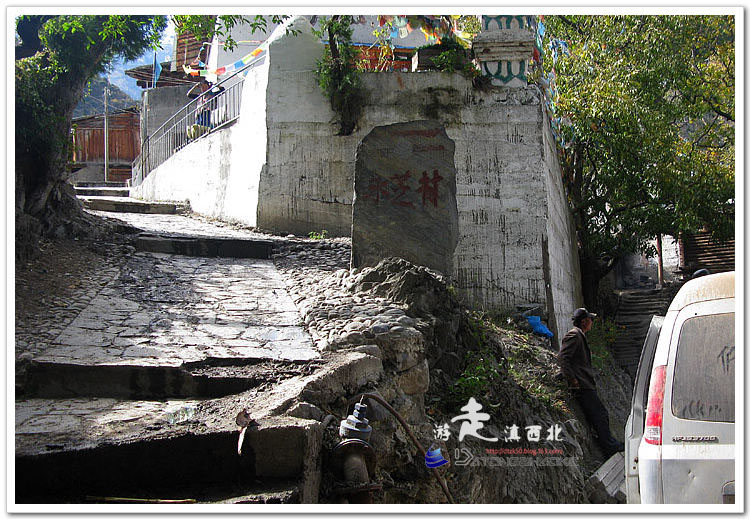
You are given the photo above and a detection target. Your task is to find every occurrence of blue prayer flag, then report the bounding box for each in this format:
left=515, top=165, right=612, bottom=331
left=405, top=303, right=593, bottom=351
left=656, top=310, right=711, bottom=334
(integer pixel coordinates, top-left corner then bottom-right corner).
left=152, top=52, right=162, bottom=89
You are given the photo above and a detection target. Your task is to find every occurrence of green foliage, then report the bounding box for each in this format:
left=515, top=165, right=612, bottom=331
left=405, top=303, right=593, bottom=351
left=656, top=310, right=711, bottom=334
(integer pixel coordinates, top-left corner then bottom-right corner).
left=15, top=15, right=166, bottom=208
left=36, top=16, right=167, bottom=72
left=15, top=53, right=70, bottom=173
left=313, top=16, right=365, bottom=135
left=369, top=19, right=395, bottom=71
left=586, top=318, right=620, bottom=371
left=307, top=229, right=328, bottom=240
left=456, top=15, right=481, bottom=38
left=449, top=348, right=501, bottom=406
left=543, top=16, right=735, bottom=301
left=431, top=48, right=479, bottom=79
left=448, top=311, right=569, bottom=416
left=418, top=35, right=478, bottom=79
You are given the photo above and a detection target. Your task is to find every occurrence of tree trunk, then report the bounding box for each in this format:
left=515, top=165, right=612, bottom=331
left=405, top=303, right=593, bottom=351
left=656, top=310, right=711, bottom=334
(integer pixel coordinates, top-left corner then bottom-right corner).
left=15, top=48, right=109, bottom=260
left=579, top=255, right=601, bottom=311
left=579, top=249, right=620, bottom=313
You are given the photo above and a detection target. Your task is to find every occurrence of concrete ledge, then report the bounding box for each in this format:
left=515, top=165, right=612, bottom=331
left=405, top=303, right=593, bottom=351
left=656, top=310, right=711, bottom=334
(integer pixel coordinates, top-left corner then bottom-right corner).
left=74, top=187, right=130, bottom=197
left=136, top=233, right=274, bottom=259
left=15, top=403, right=321, bottom=503
left=79, top=196, right=187, bottom=214
left=74, top=181, right=128, bottom=188
left=585, top=452, right=626, bottom=503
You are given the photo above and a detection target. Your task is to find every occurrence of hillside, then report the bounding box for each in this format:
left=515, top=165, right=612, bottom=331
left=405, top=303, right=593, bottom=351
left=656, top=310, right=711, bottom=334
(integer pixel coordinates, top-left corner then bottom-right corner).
left=73, top=76, right=137, bottom=119
left=424, top=312, right=632, bottom=503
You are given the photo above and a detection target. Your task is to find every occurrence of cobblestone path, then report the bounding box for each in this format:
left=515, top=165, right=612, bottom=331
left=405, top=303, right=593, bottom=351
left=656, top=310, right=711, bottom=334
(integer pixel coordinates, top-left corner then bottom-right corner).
left=35, top=252, right=317, bottom=367
left=29, top=213, right=318, bottom=369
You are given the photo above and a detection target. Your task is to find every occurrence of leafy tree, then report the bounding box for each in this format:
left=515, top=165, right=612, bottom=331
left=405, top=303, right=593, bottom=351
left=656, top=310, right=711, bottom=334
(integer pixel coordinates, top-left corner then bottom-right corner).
left=172, top=15, right=291, bottom=51
left=313, top=15, right=365, bottom=135
left=542, top=15, right=734, bottom=306
left=15, top=15, right=167, bottom=259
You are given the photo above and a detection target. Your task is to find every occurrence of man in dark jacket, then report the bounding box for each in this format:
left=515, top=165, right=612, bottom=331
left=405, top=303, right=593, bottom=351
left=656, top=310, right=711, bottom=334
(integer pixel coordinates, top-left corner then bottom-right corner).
left=559, top=308, right=624, bottom=457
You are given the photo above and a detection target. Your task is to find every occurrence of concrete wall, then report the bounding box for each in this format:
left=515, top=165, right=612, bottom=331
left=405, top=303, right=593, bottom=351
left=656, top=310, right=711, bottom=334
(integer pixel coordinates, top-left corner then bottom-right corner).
left=141, top=85, right=194, bottom=143
left=541, top=105, right=582, bottom=343
left=660, top=235, right=681, bottom=278
left=257, top=20, right=346, bottom=235
left=133, top=123, right=235, bottom=211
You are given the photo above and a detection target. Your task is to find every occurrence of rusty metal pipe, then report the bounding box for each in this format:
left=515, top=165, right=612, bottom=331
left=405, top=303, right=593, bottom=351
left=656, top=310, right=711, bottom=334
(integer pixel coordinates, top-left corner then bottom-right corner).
left=341, top=451, right=372, bottom=503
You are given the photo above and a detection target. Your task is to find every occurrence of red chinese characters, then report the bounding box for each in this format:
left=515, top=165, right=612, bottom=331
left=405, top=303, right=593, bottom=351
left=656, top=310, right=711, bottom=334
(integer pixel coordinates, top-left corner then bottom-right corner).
left=389, top=171, right=415, bottom=208
left=363, top=169, right=443, bottom=209
left=363, top=177, right=390, bottom=203
left=417, top=170, right=443, bottom=208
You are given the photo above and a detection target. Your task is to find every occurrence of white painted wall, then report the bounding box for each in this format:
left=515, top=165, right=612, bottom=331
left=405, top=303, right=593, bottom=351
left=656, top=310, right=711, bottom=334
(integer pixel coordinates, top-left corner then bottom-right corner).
left=221, top=56, right=270, bottom=226
left=132, top=57, right=270, bottom=226
left=541, top=105, right=582, bottom=343
left=133, top=125, right=233, bottom=215
left=661, top=235, right=681, bottom=275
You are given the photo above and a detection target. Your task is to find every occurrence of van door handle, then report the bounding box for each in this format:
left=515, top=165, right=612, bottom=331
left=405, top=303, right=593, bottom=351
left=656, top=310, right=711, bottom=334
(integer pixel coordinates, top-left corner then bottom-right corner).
left=722, top=481, right=735, bottom=504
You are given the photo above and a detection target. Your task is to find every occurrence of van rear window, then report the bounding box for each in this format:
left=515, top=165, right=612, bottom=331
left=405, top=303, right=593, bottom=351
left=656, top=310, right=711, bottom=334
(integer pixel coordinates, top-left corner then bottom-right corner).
left=671, top=313, right=734, bottom=422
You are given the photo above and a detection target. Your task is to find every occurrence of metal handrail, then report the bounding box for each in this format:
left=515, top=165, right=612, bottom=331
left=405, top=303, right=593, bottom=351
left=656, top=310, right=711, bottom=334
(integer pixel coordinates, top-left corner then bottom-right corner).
left=132, top=56, right=264, bottom=185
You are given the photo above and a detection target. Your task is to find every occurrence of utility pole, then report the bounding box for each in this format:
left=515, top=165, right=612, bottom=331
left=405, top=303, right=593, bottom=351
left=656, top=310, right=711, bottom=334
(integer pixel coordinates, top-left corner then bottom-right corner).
left=104, top=78, right=110, bottom=182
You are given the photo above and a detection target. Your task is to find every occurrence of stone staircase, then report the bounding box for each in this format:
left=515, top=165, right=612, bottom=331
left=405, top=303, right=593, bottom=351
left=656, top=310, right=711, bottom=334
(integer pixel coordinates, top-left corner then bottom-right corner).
left=611, top=286, right=680, bottom=379
left=74, top=182, right=130, bottom=198
left=585, top=452, right=626, bottom=503
left=17, top=190, right=329, bottom=504
left=74, top=181, right=190, bottom=215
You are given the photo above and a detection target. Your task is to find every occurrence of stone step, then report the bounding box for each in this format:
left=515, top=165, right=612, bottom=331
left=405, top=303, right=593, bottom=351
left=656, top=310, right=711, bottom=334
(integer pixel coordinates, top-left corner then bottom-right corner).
left=23, top=358, right=318, bottom=400
left=136, top=233, right=274, bottom=259
left=585, top=452, right=626, bottom=504
left=615, top=319, right=653, bottom=327
left=611, top=287, right=677, bottom=380
left=78, top=196, right=188, bottom=215
left=74, top=181, right=128, bottom=188
left=617, top=302, right=669, bottom=308
left=74, top=186, right=130, bottom=197
left=617, top=306, right=666, bottom=312
left=22, top=253, right=320, bottom=400
left=15, top=402, right=322, bottom=504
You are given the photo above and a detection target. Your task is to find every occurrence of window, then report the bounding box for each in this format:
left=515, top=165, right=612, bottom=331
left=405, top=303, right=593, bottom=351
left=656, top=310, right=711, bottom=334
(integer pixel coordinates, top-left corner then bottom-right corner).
left=671, top=312, right=734, bottom=422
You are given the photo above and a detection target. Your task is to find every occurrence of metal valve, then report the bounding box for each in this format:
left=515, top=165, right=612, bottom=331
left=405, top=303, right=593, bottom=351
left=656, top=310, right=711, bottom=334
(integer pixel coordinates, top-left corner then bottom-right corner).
left=339, top=402, right=372, bottom=441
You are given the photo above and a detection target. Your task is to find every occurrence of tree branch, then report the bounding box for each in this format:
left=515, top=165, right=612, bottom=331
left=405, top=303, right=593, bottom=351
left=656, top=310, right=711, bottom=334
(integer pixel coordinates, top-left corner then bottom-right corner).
left=15, top=15, right=52, bottom=59
left=558, top=15, right=585, bottom=36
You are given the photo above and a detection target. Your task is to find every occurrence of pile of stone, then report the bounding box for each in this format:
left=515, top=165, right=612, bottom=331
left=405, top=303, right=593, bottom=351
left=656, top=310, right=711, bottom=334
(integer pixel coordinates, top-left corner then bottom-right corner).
left=272, top=241, right=423, bottom=356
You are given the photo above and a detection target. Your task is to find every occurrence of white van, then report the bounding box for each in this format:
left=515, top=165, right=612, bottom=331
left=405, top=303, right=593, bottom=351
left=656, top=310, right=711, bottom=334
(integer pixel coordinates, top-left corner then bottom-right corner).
left=625, top=271, right=735, bottom=504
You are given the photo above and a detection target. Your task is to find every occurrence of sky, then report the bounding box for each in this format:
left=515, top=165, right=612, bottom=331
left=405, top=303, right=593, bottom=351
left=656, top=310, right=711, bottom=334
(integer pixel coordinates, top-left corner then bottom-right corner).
left=105, top=20, right=176, bottom=100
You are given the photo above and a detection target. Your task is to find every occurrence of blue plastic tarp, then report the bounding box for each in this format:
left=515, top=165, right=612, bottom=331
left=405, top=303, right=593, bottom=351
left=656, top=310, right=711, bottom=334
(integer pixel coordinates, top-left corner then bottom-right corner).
left=525, top=315, right=554, bottom=338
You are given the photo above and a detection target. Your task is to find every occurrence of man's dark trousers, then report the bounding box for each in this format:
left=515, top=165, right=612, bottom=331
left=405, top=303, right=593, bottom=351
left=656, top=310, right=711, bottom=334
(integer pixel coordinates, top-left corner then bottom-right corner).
left=575, top=388, right=621, bottom=456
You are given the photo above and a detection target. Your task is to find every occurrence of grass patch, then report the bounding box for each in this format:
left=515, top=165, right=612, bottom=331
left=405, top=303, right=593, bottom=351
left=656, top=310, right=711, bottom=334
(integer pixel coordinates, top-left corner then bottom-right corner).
left=307, top=229, right=328, bottom=240
left=444, top=310, right=570, bottom=416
